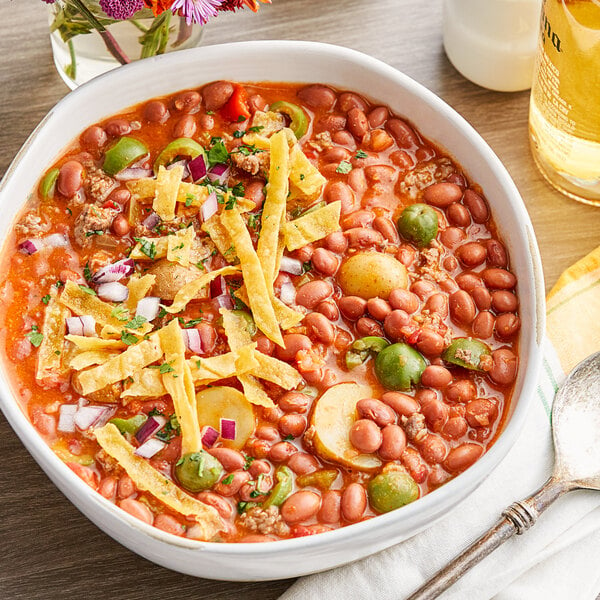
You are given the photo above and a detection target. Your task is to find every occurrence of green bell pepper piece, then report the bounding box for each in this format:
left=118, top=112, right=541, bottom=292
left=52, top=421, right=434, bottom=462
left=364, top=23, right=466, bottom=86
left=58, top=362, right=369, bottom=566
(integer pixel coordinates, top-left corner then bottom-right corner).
left=296, top=469, right=338, bottom=490
left=39, top=168, right=60, bottom=199
left=270, top=101, right=309, bottom=139
left=103, top=137, right=149, bottom=176
left=109, top=414, right=148, bottom=435
left=262, top=466, right=293, bottom=507
left=345, top=336, right=390, bottom=369
left=153, top=138, right=205, bottom=172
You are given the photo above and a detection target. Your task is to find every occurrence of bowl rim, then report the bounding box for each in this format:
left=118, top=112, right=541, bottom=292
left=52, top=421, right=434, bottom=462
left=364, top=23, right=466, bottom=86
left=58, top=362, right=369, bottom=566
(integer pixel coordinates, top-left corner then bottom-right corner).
left=0, top=40, right=545, bottom=558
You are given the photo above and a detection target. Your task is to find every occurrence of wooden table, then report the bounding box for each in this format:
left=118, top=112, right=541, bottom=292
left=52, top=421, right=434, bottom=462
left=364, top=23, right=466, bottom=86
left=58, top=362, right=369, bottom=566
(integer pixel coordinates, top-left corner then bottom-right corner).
left=1, top=1, right=599, bottom=598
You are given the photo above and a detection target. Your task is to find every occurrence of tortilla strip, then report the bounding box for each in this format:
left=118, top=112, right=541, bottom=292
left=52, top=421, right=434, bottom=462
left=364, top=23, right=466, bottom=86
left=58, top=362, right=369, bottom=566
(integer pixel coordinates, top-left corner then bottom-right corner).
left=283, top=200, right=342, bottom=251
left=76, top=333, right=162, bottom=395
left=288, top=143, right=327, bottom=201
left=252, top=352, right=303, bottom=390
left=94, top=423, right=222, bottom=540
left=127, top=178, right=208, bottom=207
left=167, top=226, right=195, bottom=267
left=68, top=350, right=120, bottom=370
left=235, top=285, right=304, bottom=331
left=129, top=236, right=169, bottom=261
left=36, top=292, right=70, bottom=384
left=125, top=274, right=156, bottom=311
left=65, top=335, right=126, bottom=351
left=220, top=309, right=274, bottom=408
left=201, top=215, right=237, bottom=263
left=220, top=208, right=283, bottom=346
left=164, top=265, right=241, bottom=314
left=158, top=319, right=201, bottom=455
left=153, top=165, right=184, bottom=222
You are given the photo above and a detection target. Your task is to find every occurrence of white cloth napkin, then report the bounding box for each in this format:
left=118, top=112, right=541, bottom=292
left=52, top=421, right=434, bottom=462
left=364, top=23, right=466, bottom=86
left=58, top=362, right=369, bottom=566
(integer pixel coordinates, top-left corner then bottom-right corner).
left=279, top=338, right=600, bottom=600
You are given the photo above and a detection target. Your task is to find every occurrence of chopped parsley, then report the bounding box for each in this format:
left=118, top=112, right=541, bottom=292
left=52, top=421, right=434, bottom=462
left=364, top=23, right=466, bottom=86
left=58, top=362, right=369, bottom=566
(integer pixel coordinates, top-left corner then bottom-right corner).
left=148, top=408, right=164, bottom=417
left=247, top=125, right=263, bottom=134
left=172, top=242, right=184, bottom=251
left=243, top=456, right=255, bottom=471
left=110, top=306, right=129, bottom=322
left=233, top=129, right=245, bottom=139
left=133, top=237, right=157, bottom=260
left=195, top=359, right=202, bottom=369
left=157, top=307, right=168, bottom=319
left=224, top=196, right=238, bottom=210
left=150, top=361, right=174, bottom=374
left=249, top=489, right=268, bottom=499
left=83, top=262, right=92, bottom=282
left=336, top=160, right=353, bottom=174
left=299, top=173, right=305, bottom=181
left=156, top=414, right=180, bottom=442
left=184, top=194, right=195, bottom=208
left=237, top=501, right=250, bottom=514
left=125, top=315, right=148, bottom=329
left=301, top=261, right=312, bottom=274
left=26, top=325, right=43, bottom=348
left=85, top=230, right=104, bottom=237
left=355, top=149, right=368, bottom=159
left=247, top=213, right=260, bottom=230
left=237, top=114, right=247, bottom=123
left=180, top=317, right=203, bottom=329
left=41, top=294, right=51, bottom=305
left=231, top=182, right=245, bottom=197
left=120, top=331, right=139, bottom=345
left=283, top=434, right=295, bottom=441
left=222, top=474, right=235, bottom=485
left=78, top=285, right=96, bottom=296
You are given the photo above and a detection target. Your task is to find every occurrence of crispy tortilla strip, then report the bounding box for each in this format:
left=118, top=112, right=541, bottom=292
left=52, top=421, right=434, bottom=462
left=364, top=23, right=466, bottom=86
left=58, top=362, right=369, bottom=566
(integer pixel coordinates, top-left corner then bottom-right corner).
left=201, top=215, right=236, bottom=263
left=77, top=333, right=162, bottom=395
left=221, top=208, right=283, bottom=346
left=130, top=236, right=169, bottom=261
left=127, top=178, right=208, bottom=207
left=220, top=309, right=274, bottom=408
left=164, top=265, right=241, bottom=314
left=257, top=130, right=290, bottom=285
left=167, top=226, right=195, bottom=267
left=289, top=144, right=327, bottom=201
left=234, top=342, right=259, bottom=375
left=235, top=284, right=303, bottom=331
left=121, top=367, right=167, bottom=400
left=66, top=335, right=126, bottom=351
left=153, top=165, right=183, bottom=222
left=94, top=423, right=222, bottom=539
left=252, top=352, right=302, bottom=390
left=125, top=274, right=156, bottom=311
left=158, top=319, right=201, bottom=455
left=284, top=200, right=342, bottom=251
left=68, top=350, right=120, bottom=370
left=36, top=292, right=70, bottom=383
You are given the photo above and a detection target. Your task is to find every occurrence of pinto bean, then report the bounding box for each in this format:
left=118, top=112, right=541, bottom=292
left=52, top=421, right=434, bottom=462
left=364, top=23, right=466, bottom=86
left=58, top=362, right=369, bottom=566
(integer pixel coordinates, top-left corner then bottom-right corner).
left=196, top=491, right=234, bottom=519
left=485, top=240, right=507, bottom=269
left=316, top=299, right=340, bottom=321
left=341, top=483, right=367, bottom=522
left=421, top=365, right=452, bottom=389
left=154, top=514, right=185, bottom=536
left=425, top=293, right=449, bottom=318
left=339, top=296, right=367, bottom=320
left=373, top=216, right=399, bottom=243
left=311, top=248, right=340, bottom=276
left=444, top=443, right=484, bottom=473
left=108, top=188, right=130, bottom=205
left=173, top=115, right=196, bottom=138
left=318, top=491, right=341, bottom=524
left=298, top=85, right=337, bottom=109
left=442, top=416, right=468, bottom=439
left=386, top=118, right=419, bottom=148
left=295, top=280, right=334, bottom=309
left=383, top=309, right=410, bottom=341
left=207, top=447, right=245, bottom=471
left=489, top=348, right=518, bottom=385
left=482, top=268, right=517, bottom=290
left=316, top=114, right=347, bottom=133
left=449, top=290, right=477, bottom=325
left=423, top=182, right=463, bottom=207
left=119, top=498, right=154, bottom=525
left=294, top=244, right=314, bottom=263
left=342, top=209, right=374, bottom=230
left=445, top=379, right=477, bottom=403
left=268, top=441, right=298, bottom=463
left=456, top=272, right=484, bottom=293
left=495, top=313, right=521, bottom=339
left=377, top=424, right=406, bottom=460
left=105, top=119, right=131, bottom=137
left=325, top=181, right=357, bottom=214
left=338, top=92, right=367, bottom=113
left=446, top=202, right=471, bottom=227
left=281, top=491, right=321, bottom=524
left=57, top=160, right=84, bottom=197
left=323, top=146, right=352, bottom=164
left=345, top=227, right=384, bottom=248
left=440, top=226, right=467, bottom=248
left=199, top=114, right=214, bottom=130
left=357, top=398, right=396, bottom=427
left=472, top=311, right=495, bottom=338
left=248, top=94, right=267, bottom=112
left=462, top=189, right=489, bottom=223
left=397, top=244, right=417, bottom=267
left=278, top=392, right=310, bottom=414
left=347, top=108, right=369, bottom=139
left=350, top=419, right=383, bottom=453
left=465, top=398, right=498, bottom=428
left=364, top=164, right=396, bottom=186
left=491, top=291, right=518, bottom=313
left=472, top=286, right=492, bottom=310
left=366, top=298, right=392, bottom=321
left=275, top=333, right=312, bottom=362
left=201, top=81, right=234, bottom=111
left=173, top=90, right=201, bottom=113
left=80, top=125, right=107, bottom=150
left=390, top=150, right=415, bottom=170
left=249, top=460, right=271, bottom=478
left=111, top=214, right=130, bottom=237
left=421, top=397, right=449, bottom=431
left=246, top=438, right=270, bottom=459
left=368, top=106, right=389, bottom=128
left=416, top=329, right=445, bottom=357
left=324, top=231, right=348, bottom=254
left=382, top=391, right=419, bottom=416
left=279, top=414, right=307, bottom=439
left=117, top=474, right=135, bottom=499
left=389, top=289, right=419, bottom=313
left=456, top=242, right=487, bottom=267
left=332, top=130, right=356, bottom=147
left=255, top=335, right=275, bottom=355
left=213, top=470, right=251, bottom=497
left=304, top=312, right=335, bottom=344
left=419, top=434, right=448, bottom=464
left=287, top=452, right=318, bottom=475
left=401, top=447, right=429, bottom=483
left=356, top=317, right=384, bottom=337
left=410, top=281, right=436, bottom=301
left=143, top=100, right=169, bottom=123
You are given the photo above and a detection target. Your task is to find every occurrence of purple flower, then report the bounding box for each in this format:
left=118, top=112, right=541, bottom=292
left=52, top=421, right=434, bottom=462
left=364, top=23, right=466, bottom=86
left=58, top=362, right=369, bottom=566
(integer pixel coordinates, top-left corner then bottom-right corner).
left=99, top=0, right=145, bottom=20
left=40, top=0, right=56, bottom=4
left=170, top=0, right=224, bottom=25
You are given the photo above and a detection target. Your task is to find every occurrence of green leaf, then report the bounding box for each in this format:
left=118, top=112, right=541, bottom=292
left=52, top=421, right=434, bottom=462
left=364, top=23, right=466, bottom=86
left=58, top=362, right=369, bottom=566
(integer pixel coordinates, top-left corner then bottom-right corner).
left=120, top=331, right=139, bottom=345
left=27, top=325, right=43, bottom=348
left=336, top=160, right=352, bottom=174
left=208, top=140, right=229, bottom=167
left=125, top=315, right=147, bottom=329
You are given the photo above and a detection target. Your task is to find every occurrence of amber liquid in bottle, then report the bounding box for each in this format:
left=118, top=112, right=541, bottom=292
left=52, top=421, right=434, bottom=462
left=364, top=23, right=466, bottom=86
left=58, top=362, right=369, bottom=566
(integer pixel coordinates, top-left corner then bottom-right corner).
left=529, top=0, right=600, bottom=205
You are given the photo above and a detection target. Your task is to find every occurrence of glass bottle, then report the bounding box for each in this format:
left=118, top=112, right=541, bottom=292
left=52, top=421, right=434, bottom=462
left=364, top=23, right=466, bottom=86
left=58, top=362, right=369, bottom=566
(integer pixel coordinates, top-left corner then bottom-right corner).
left=529, top=0, right=600, bottom=205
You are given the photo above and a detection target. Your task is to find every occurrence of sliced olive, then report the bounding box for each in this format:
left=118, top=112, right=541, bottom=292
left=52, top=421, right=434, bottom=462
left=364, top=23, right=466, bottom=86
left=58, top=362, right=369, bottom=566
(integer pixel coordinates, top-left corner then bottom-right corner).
left=368, top=471, right=419, bottom=513
left=442, top=337, right=491, bottom=371
left=39, top=168, right=60, bottom=199
left=345, top=336, right=389, bottom=370
left=269, top=101, right=309, bottom=139
left=397, top=203, right=438, bottom=247
left=103, top=137, right=149, bottom=176
left=153, top=137, right=205, bottom=172
left=262, top=466, right=293, bottom=507
left=174, top=450, right=223, bottom=493
left=374, top=342, right=426, bottom=390
left=109, top=414, right=147, bottom=435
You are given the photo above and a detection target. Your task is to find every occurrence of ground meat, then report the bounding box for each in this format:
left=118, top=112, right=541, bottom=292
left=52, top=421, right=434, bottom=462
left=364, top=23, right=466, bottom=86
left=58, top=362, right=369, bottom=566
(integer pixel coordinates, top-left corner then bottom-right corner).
left=230, top=150, right=270, bottom=177
left=238, top=505, right=290, bottom=537
left=15, top=211, right=49, bottom=238
left=73, top=204, right=117, bottom=246
left=413, top=310, right=451, bottom=344
left=307, top=131, right=333, bottom=152
left=251, top=110, right=286, bottom=136
left=95, top=449, right=119, bottom=473
left=454, top=348, right=472, bottom=364
left=404, top=413, right=427, bottom=442
left=399, top=157, right=454, bottom=200
left=85, top=166, right=116, bottom=203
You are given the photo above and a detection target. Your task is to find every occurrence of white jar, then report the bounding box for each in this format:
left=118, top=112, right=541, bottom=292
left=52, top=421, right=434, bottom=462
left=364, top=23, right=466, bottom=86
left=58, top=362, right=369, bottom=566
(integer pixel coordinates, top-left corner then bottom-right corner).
left=443, top=0, right=542, bottom=92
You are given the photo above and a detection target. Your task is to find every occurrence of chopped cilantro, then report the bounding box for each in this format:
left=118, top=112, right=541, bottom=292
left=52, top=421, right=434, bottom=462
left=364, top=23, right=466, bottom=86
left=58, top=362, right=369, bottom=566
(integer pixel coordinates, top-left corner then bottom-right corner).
left=185, top=194, right=194, bottom=208
left=247, top=213, right=259, bottom=230
left=195, top=359, right=202, bottom=369
left=206, top=110, right=215, bottom=115
left=301, top=261, right=312, bottom=274
left=223, top=246, right=236, bottom=257
left=125, top=315, right=147, bottom=329
left=159, top=362, right=175, bottom=374
left=158, top=307, right=168, bottom=319
left=222, top=474, right=235, bottom=485
left=194, top=261, right=206, bottom=271
left=216, top=193, right=225, bottom=205
left=66, top=207, right=72, bottom=216
left=54, top=350, right=61, bottom=356
left=111, top=306, right=129, bottom=322
left=78, top=285, right=96, bottom=296
left=299, top=173, right=305, bottom=181
left=283, top=434, right=295, bottom=441
left=26, top=325, right=43, bottom=348
left=336, top=160, right=353, bottom=174
left=120, top=331, right=139, bottom=345
left=237, top=501, right=250, bottom=514
left=182, top=318, right=203, bottom=328
left=41, top=294, right=51, bottom=305
left=231, top=182, right=245, bottom=198
left=225, top=196, right=237, bottom=210
left=83, top=262, right=92, bottom=281
left=243, top=456, right=255, bottom=471
left=156, top=414, right=180, bottom=442
left=208, top=140, right=229, bottom=167
left=85, top=230, right=104, bottom=237
left=237, top=114, right=247, bottom=122
left=54, top=280, right=64, bottom=288
left=247, top=125, right=263, bottom=133
left=148, top=408, right=164, bottom=417
left=355, top=149, right=368, bottom=159
left=250, top=489, right=267, bottom=499
left=172, top=242, right=184, bottom=250
left=133, top=237, right=157, bottom=260
left=233, top=129, right=245, bottom=139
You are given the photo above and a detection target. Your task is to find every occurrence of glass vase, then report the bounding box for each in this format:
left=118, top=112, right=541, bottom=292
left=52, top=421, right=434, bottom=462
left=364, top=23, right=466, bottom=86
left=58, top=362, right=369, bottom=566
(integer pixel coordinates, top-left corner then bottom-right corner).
left=47, top=0, right=205, bottom=89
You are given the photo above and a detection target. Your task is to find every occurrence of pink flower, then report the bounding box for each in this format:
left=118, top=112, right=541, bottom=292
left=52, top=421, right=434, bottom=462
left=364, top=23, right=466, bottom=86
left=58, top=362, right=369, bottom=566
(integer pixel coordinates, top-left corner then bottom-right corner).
left=170, top=0, right=225, bottom=25
left=99, top=0, right=145, bottom=20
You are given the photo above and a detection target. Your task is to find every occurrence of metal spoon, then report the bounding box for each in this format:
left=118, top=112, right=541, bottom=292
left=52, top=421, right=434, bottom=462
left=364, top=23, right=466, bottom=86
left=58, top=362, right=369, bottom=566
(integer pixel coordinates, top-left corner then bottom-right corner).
left=408, top=350, right=600, bottom=600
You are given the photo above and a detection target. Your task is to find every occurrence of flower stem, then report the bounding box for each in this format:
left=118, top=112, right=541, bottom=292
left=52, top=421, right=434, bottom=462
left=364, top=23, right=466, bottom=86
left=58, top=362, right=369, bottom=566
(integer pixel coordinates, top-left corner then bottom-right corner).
left=173, top=17, right=193, bottom=48
left=69, top=0, right=131, bottom=65
left=129, top=19, right=148, bottom=34
left=65, top=38, right=77, bottom=80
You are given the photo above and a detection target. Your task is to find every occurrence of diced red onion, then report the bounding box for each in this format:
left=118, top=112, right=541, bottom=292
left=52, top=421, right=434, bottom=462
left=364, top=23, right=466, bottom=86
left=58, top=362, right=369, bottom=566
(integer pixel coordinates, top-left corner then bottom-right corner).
left=74, top=405, right=110, bottom=431
left=212, top=294, right=234, bottom=311
left=188, top=154, right=207, bottom=182
left=135, top=415, right=167, bottom=444
left=142, top=212, right=160, bottom=230
left=279, top=256, right=304, bottom=276
left=77, top=397, right=89, bottom=409
left=115, top=168, right=153, bottom=181
left=280, top=281, right=297, bottom=305
left=97, top=281, right=129, bottom=302
left=44, top=233, right=69, bottom=248
left=167, top=159, right=190, bottom=179
left=210, top=275, right=227, bottom=298
left=57, top=404, right=78, bottom=433
left=200, top=191, right=218, bottom=222
left=19, top=239, right=43, bottom=255
left=136, top=297, right=160, bottom=322
left=220, top=418, right=236, bottom=441
left=91, top=258, right=135, bottom=284
left=134, top=437, right=166, bottom=459
left=66, top=315, right=96, bottom=337
left=201, top=426, right=219, bottom=448
left=207, top=163, right=230, bottom=185
left=95, top=406, right=117, bottom=427
left=182, top=328, right=202, bottom=354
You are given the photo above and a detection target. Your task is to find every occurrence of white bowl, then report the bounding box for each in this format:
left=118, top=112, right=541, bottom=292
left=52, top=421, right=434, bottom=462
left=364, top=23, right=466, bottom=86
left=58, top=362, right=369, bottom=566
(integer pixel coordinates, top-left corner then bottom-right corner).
left=0, top=41, right=545, bottom=581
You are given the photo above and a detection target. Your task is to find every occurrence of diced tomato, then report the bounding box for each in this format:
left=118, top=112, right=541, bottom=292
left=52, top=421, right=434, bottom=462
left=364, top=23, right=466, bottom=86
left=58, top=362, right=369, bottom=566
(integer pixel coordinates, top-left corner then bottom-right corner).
left=102, top=200, right=119, bottom=210
left=66, top=462, right=99, bottom=490
left=220, top=85, right=251, bottom=123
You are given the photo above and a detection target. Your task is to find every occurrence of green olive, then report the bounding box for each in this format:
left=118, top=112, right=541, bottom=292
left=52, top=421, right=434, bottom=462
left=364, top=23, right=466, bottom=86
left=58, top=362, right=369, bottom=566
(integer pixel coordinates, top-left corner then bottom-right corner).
left=103, top=137, right=149, bottom=176
left=174, top=451, right=223, bottom=493
left=153, top=138, right=205, bottom=172
left=442, top=338, right=491, bottom=371
left=397, top=203, right=439, bottom=247
left=269, top=101, right=309, bottom=139
left=368, top=471, right=419, bottom=513
left=345, top=336, right=389, bottom=370
left=374, top=343, right=426, bottom=390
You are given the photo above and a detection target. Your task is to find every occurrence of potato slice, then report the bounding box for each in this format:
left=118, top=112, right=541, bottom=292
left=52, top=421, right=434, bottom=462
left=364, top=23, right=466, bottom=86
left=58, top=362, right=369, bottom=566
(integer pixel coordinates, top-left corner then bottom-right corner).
left=311, top=382, right=382, bottom=472
left=196, top=386, right=256, bottom=450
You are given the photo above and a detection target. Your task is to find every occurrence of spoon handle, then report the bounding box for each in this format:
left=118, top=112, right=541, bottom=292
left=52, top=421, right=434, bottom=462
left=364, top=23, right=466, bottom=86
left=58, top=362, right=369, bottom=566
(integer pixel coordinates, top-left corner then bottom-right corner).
left=406, top=477, right=571, bottom=600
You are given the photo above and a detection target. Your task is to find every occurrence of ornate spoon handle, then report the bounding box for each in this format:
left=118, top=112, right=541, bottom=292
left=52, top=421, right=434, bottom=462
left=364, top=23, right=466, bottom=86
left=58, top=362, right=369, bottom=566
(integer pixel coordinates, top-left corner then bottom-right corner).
left=406, top=477, right=571, bottom=600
